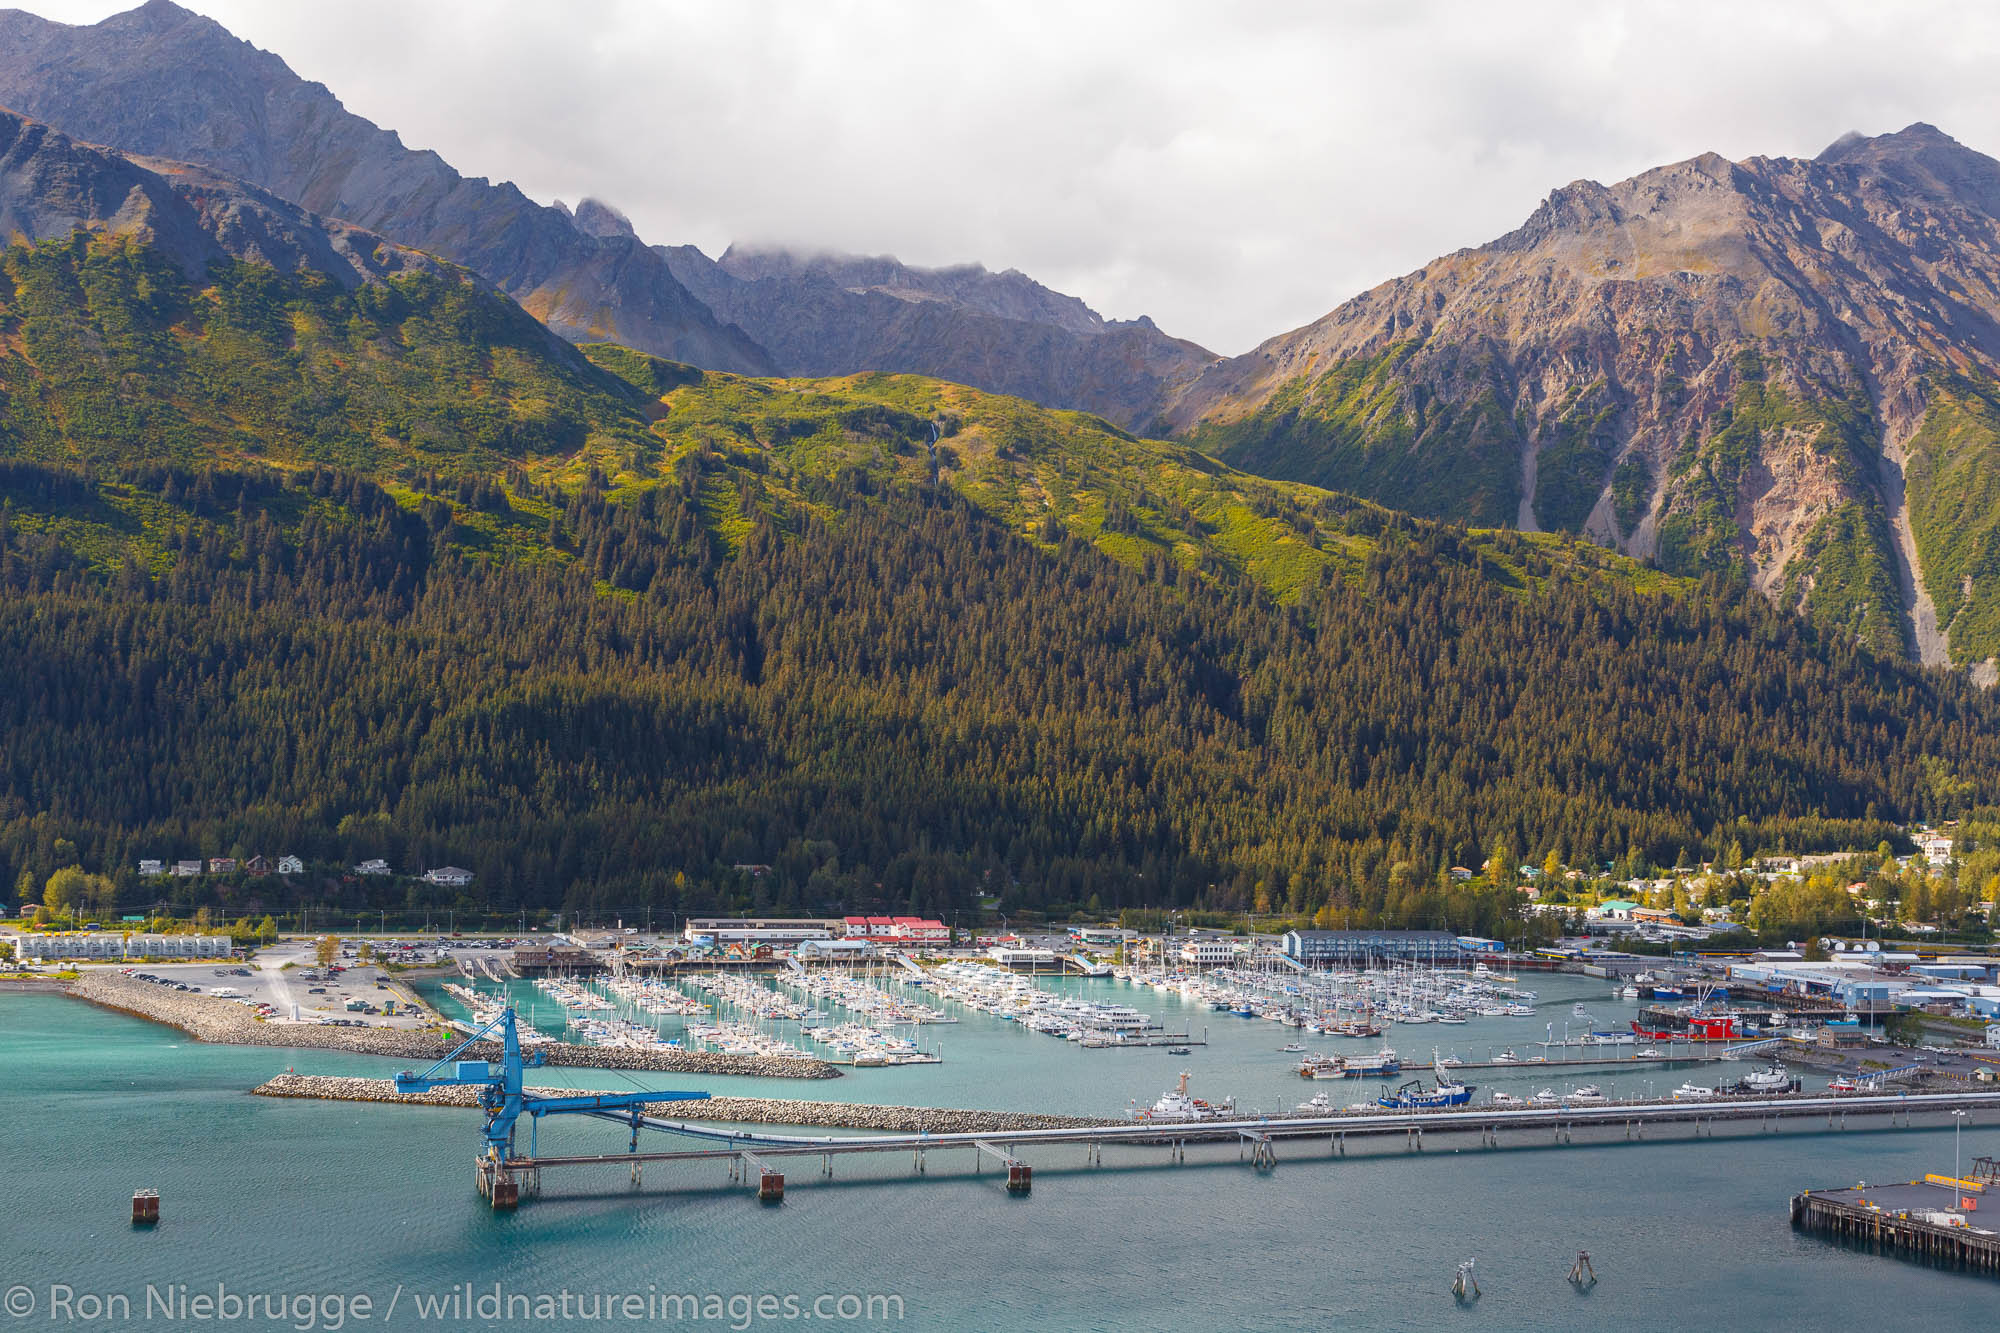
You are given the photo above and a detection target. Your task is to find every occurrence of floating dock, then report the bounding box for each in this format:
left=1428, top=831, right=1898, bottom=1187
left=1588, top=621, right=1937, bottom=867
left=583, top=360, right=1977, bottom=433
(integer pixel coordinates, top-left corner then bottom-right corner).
left=1792, top=1159, right=2000, bottom=1275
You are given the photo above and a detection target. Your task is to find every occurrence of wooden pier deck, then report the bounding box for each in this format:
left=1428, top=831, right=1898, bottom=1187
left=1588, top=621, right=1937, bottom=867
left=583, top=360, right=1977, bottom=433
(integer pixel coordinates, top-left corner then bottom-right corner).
left=1793, top=1169, right=2000, bottom=1274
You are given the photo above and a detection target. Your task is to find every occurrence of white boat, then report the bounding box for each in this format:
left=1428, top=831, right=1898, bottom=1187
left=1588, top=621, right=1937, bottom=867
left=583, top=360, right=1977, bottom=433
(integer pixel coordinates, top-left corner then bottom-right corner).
left=1737, top=1065, right=1794, bottom=1094
left=1489, top=1091, right=1525, bottom=1106
left=1130, top=1070, right=1236, bottom=1123
left=1673, top=1082, right=1715, bottom=1100
left=1566, top=1084, right=1607, bottom=1106
left=1531, top=1088, right=1560, bottom=1105
left=1297, top=1091, right=1336, bottom=1113
left=1279, top=1041, right=1307, bottom=1053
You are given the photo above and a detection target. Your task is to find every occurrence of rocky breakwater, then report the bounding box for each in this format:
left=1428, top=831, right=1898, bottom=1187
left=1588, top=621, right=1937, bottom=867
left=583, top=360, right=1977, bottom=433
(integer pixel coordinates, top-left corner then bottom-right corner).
left=254, top=1074, right=1109, bottom=1133
left=66, top=973, right=839, bottom=1079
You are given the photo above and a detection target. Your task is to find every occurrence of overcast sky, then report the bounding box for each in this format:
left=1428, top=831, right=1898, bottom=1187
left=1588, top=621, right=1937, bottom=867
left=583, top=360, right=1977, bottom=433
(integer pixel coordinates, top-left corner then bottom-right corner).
left=20, top=1, right=2000, bottom=353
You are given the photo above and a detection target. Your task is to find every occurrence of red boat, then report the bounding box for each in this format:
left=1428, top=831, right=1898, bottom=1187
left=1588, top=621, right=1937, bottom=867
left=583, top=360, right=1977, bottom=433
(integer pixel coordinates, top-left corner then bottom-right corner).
left=1630, top=1005, right=1746, bottom=1042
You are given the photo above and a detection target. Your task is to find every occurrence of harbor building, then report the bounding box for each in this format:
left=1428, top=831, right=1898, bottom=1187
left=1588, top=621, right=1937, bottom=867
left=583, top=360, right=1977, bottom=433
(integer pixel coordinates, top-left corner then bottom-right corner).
left=681, top=918, right=841, bottom=948
left=1179, top=936, right=1236, bottom=967
left=1280, top=929, right=1477, bottom=967
left=17, top=933, right=233, bottom=961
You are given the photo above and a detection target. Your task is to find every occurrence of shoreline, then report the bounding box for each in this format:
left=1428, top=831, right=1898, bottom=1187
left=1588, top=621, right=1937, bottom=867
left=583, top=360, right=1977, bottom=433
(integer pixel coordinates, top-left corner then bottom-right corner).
left=61, top=973, right=843, bottom=1079
left=253, top=1074, right=1107, bottom=1133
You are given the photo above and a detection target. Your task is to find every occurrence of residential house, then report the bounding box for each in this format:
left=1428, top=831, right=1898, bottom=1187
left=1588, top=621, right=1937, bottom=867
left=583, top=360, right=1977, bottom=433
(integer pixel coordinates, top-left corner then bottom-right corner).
left=172, top=860, right=203, bottom=878
left=276, top=855, right=304, bottom=875
left=208, top=857, right=238, bottom=875
left=245, top=855, right=273, bottom=876
left=354, top=859, right=391, bottom=876
left=1915, top=830, right=1956, bottom=865
left=1591, top=900, right=1638, bottom=922
left=422, top=866, right=474, bottom=888
left=137, top=859, right=164, bottom=877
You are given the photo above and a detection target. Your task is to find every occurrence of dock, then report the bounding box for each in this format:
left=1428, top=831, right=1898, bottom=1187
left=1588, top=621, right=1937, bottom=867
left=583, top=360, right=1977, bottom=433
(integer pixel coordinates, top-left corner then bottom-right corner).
left=1430, top=1053, right=1714, bottom=1072
left=480, top=1088, right=2000, bottom=1206
left=1793, top=1160, right=2000, bottom=1274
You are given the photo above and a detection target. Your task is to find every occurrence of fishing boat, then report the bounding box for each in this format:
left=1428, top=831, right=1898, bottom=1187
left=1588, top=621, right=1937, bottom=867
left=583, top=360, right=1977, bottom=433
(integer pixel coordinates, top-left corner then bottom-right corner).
left=1279, top=1041, right=1307, bottom=1053
left=1631, top=983, right=1747, bottom=1043
left=1166, top=1045, right=1191, bottom=1055
left=1378, top=1076, right=1475, bottom=1110
left=1306, top=1047, right=1401, bottom=1079
left=1729, top=1064, right=1796, bottom=1095
left=1827, top=1076, right=1859, bottom=1094
left=1297, top=1091, right=1336, bottom=1113
left=1129, top=1071, right=1236, bottom=1123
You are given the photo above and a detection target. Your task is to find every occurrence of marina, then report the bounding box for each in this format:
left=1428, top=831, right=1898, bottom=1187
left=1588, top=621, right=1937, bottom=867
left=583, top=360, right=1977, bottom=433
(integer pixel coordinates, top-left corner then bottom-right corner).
left=11, top=968, right=2000, bottom=1329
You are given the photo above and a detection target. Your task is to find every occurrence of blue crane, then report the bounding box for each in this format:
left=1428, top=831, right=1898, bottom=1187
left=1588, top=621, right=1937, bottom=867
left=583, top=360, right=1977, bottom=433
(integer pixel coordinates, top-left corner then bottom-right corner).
left=392, top=1006, right=709, bottom=1169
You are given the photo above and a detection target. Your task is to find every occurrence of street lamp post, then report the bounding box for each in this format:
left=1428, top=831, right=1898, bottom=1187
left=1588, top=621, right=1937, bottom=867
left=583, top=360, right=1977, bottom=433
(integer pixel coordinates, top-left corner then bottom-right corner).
left=1955, top=1108, right=1969, bottom=1184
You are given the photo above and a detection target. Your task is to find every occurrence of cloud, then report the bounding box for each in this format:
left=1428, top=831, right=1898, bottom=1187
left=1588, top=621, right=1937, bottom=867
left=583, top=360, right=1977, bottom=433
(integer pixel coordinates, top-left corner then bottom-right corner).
left=20, top=0, right=2000, bottom=353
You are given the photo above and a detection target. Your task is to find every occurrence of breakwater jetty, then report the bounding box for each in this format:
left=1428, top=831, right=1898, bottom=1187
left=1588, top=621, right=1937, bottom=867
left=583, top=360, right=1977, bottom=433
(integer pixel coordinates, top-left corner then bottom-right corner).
left=66, top=974, right=840, bottom=1079
left=252, top=1074, right=1102, bottom=1134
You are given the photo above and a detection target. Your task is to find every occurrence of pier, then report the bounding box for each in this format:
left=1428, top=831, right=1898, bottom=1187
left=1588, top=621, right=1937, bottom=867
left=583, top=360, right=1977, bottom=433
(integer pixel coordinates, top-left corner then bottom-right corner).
left=1792, top=1160, right=2000, bottom=1275
left=481, top=1088, right=2000, bottom=1206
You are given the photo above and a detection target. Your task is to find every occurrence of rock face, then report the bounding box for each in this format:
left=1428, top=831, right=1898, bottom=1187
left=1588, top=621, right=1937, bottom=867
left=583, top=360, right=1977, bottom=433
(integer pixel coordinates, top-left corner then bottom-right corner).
left=0, top=105, right=447, bottom=286
left=662, top=243, right=1219, bottom=432
left=1168, top=125, right=2000, bottom=670
left=0, top=0, right=774, bottom=373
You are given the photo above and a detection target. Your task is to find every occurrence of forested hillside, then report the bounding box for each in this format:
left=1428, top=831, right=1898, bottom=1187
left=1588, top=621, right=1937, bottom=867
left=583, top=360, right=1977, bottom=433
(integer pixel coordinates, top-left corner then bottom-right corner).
left=2, top=235, right=1998, bottom=932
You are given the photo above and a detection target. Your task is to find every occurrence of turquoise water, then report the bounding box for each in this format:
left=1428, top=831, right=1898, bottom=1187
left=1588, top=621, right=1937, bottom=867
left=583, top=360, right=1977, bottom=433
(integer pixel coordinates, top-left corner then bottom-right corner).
left=5, top=979, right=1996, bottom=1331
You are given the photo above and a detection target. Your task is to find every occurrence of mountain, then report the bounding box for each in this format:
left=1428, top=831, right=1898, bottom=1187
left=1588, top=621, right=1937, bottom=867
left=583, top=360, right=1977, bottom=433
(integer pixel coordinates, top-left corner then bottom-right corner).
left=1169, top=124, right=2000, bottom=675
left=656, top=238, right=1218, bottom=433
left=0, top=0, right=774, bottom=373
left=0, top=105, right=450, bottom=286
left=3, top=202, right=1995, bottom=920
left=0, top=2, right=1214, bottom=432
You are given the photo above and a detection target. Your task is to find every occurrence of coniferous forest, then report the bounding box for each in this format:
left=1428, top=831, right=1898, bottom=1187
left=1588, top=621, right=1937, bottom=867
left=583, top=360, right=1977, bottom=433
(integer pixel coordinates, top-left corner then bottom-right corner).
left=2, top=237, right=1998, bottom=933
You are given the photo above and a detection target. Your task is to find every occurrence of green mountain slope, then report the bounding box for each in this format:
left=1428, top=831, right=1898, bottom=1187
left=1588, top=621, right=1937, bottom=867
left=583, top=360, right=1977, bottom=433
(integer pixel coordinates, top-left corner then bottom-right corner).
left=2, top=237, right=1996, bottom=929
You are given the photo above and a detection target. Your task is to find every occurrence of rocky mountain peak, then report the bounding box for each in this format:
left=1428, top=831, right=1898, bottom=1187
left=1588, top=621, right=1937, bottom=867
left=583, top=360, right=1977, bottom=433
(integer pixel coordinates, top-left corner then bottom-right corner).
left=716, top=244, right=1109, bottom=336
left=1166, top=124, right=2000, bottom=673
left=571, top=197, right=638, bottom=241
left=1816, top=122, right=2000, bottom=216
